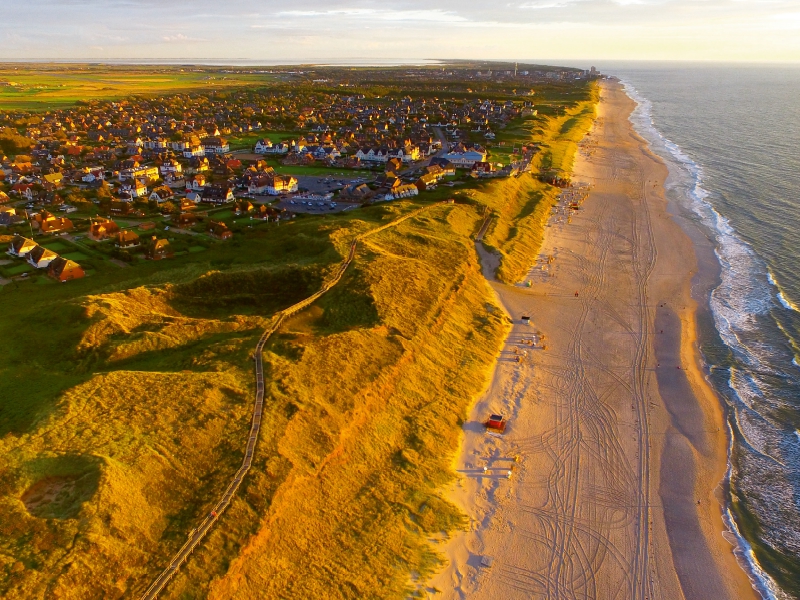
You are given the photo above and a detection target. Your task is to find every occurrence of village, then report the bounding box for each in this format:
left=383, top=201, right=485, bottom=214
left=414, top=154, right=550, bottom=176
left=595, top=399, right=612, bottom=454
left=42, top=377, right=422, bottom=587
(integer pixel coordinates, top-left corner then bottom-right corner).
left=0, top=64, right=591, bottom=284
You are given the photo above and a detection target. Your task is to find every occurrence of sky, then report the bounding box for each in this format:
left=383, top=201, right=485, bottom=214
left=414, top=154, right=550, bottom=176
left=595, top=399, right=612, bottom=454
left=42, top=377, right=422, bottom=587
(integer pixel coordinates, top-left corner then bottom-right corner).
left=2, top=0, right=800, bottom=64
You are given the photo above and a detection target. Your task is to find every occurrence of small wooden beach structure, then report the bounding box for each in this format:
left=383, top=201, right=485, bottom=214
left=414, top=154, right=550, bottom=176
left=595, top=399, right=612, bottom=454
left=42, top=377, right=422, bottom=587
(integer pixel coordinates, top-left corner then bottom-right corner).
left=484, top=414, right=507, bottom=433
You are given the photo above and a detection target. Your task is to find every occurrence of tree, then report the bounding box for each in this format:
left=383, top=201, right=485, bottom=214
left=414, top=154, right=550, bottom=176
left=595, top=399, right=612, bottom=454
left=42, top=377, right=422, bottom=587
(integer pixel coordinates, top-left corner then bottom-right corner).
left=0, top=128, right=34, bottom=155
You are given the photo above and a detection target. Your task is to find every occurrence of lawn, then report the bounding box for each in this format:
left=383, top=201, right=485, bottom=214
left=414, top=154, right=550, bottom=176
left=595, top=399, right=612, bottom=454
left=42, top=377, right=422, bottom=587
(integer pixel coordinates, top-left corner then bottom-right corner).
left=39, top=241, right=69, bottom=252
left=61, top=252, right=89, bottom=261
left=4, top=262, right=33, bottom=275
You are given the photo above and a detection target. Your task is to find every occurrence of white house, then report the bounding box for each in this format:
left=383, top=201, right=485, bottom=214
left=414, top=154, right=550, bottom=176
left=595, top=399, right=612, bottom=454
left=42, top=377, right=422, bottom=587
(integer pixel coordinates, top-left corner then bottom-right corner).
left=159, top=160, right=182, bottom=176
left=203, top=137, right=230, bottom=154
left=81, top=168, right=105, bottom=183
left=442, top=149, right=488, bottom=168
left=149, top=186, right=174, bottom=204
left=355, top=147, right=389, bottom=163
left=144, top=138, right=169, bottom=150
left=388, top=145, right=420, bottom=163
left=120, top=181, right=148, bottom=198
left=27, top=245, right=59, bottom=269
left=183, top=145, right=205, bottom=158
left=391, top=184, right=419, bottom=200
left=8, top=235, right=37, bottom=257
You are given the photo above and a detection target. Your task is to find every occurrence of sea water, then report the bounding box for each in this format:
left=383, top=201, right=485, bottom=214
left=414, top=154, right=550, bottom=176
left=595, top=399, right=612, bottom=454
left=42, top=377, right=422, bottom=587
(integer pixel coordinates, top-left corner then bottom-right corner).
left=602, top=63, right=800, bottom=600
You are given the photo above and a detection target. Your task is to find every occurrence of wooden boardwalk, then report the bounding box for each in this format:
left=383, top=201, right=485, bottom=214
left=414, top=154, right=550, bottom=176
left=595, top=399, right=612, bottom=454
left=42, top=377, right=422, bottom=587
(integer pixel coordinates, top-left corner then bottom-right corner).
left=140, top=203, right=438, bottom=600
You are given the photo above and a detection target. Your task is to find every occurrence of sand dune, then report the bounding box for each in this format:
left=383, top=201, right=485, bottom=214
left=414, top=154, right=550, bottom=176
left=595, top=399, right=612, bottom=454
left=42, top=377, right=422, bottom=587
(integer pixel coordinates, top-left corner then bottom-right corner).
left=430, top=80, right=756, bottom=600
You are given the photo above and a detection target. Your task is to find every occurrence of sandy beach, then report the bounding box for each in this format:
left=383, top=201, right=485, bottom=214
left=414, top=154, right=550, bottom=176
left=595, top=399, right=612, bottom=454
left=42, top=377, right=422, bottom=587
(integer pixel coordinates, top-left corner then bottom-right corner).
left=430, top=80, right=757, bottom=600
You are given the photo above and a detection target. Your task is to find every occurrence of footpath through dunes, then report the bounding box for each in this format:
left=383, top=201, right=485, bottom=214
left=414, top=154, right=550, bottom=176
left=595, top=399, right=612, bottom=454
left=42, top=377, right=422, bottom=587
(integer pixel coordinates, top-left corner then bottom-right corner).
left=139, top=202, right=444, bottom=599
left=430, top=80, right=757, bottom=599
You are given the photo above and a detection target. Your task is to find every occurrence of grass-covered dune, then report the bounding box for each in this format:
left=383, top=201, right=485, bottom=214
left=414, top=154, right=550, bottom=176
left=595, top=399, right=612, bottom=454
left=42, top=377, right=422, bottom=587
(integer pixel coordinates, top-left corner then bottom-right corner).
left=0, top=201, right=508, bottom=599
left=475, top=90, right=598, bottom=283
left=200, top=205, right=509, bottom=600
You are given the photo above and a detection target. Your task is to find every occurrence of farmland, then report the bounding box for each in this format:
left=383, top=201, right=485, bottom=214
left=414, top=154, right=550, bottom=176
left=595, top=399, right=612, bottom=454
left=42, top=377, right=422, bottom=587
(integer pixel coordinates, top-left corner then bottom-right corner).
left=0, top=65, right=277, bottom=111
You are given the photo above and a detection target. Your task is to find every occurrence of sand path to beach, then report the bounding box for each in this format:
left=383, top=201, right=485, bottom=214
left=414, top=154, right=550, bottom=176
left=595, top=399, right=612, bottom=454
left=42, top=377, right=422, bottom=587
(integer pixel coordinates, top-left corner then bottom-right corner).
left=430, top=80, right=756, bottom=600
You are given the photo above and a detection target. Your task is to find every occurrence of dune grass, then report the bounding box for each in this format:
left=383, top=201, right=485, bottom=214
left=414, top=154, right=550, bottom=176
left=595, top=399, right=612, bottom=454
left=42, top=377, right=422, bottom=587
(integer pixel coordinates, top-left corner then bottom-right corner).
left=201, top=203, right=509, bottom=600
left=0, top=197, right=508, bottom=599
left=472, top=86, right=599, bottom=283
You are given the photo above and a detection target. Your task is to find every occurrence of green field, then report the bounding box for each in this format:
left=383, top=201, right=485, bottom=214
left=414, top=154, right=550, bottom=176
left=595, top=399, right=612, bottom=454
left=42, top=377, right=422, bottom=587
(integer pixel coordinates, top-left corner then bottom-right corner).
left=0, top=66, right=277, bottom=111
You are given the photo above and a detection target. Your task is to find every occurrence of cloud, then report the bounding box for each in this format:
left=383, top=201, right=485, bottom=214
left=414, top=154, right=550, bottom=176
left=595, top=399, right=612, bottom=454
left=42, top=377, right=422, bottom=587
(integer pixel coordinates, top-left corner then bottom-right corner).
left=276, top=8, right=469, bottom=22
left=161, top=33, right=207, bottom=43
left=0, top=0, right=798, bottom=62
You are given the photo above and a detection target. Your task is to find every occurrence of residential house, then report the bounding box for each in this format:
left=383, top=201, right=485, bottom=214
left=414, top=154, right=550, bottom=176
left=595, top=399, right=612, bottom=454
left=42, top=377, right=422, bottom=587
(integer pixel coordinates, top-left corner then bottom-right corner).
left=187, top=157, right=209, bottom=173
left=42, top=172, right=64, bottom=188
left=179, top=198, right=197, bottom=212
left=390, top=184, right=419, bottom=200
left=203, top=137, right=230, bottom=154
left=176, top=212, right=198, bottom=227
left=48, top=257, right=85, bottom=282
left=149, top=186, right=174, bottom=204
left=8, top=235, right=37, bottom=257
left=234, top=200, right=254, bottom=215
left=255, top=139, right=290, bottom=154
left=253, top=204, right=282, bottom=221
left=119, top=165, right=159, bottom=183
left=471, top=161, right=494, bottom=176
left=268, top=174, right=298, bottom=195
left=115, top=230, right=140, bottom=248
left=159, top=159, right=182, bottom=176
left=442, top=146, right=487, bottom=168
left=200, top=185, right=235, bottom=205
left=355, top=147, right=389, bottom=163
left=27, top=245, right=59, bottom=269
left=120, top=181, right=148, bottom=198
left=385, top=157, right=403, bottom=174
left=88, top=217, right=120, bottom=241
left=146, top=237, right=173, bottom=260
left=254, top=139, right=273, bottom=153
left=428, top=157, right=456, bottom=175
left=207, top=220, right=232, bottom=240
left=339, top=183, right=372, bottom=201
left=109, top=201, right=135, bottom=216
left=81, top=167, right=105, bottom=183
left=0, top=207, right=20, bottom=227
left=415, top=172, right=441, bottom=192
left=183, top=144, right=205, bottom=158
left=33, top=211, right=74, bottom=234
left=186, top=174, right=206, bottom=191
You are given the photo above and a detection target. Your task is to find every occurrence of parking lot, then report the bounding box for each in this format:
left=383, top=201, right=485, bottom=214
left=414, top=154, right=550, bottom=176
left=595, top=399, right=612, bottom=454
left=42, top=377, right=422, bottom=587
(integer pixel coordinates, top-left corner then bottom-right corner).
left=276, top=197, right=361, bottom=214
left=296, top=175, right=372, bottom=194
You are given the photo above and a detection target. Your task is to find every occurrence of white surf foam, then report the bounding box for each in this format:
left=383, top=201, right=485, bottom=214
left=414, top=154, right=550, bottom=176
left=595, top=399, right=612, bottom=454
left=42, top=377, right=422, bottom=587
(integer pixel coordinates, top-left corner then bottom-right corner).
left=768, top=269, right=800, bottom=313
left=621, top=79, right=790, bottom=600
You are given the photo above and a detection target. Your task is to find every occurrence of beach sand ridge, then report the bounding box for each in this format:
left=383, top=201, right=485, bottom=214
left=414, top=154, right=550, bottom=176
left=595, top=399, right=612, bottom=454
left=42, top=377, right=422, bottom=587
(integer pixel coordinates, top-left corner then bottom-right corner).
left=429, top=80, right=756, bottom=600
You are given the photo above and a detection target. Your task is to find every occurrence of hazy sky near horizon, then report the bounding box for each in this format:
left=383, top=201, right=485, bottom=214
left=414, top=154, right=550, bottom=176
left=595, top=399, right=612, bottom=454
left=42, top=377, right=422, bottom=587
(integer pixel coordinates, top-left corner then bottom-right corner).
left=2, top=0, right=799, bottom=63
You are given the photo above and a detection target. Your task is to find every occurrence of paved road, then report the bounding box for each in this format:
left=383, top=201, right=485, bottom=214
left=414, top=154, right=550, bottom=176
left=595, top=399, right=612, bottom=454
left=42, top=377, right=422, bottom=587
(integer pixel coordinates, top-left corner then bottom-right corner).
left=139, top=202, right=440, bottom=600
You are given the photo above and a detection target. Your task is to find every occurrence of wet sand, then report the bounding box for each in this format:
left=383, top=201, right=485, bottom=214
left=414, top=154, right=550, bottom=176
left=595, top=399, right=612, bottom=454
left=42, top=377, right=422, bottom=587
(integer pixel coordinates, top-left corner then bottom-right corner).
left=429, top=80, right=756, bottom=600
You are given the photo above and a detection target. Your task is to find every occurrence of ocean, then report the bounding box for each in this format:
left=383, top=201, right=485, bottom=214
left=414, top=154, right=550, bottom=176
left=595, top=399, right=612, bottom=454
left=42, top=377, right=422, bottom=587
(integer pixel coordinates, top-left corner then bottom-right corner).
left=601, top=63, right=800, bottom=599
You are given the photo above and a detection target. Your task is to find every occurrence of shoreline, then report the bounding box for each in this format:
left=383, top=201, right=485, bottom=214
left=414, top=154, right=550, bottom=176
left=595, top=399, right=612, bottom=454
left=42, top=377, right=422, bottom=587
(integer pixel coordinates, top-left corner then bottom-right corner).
left=429, top=79, right=756, bottom=599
